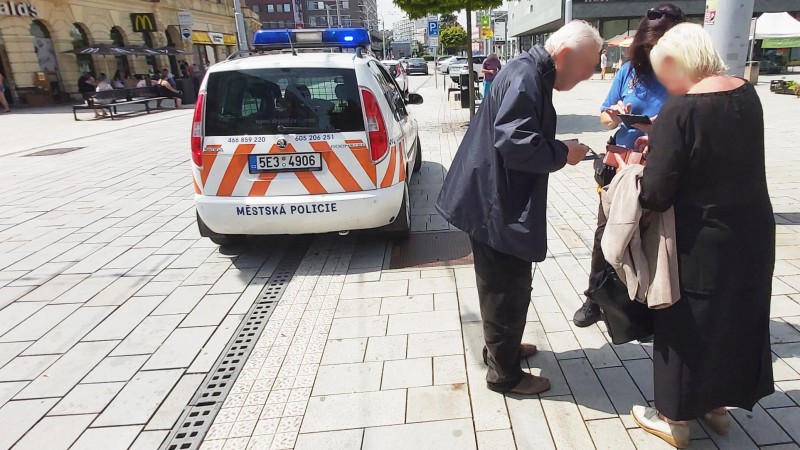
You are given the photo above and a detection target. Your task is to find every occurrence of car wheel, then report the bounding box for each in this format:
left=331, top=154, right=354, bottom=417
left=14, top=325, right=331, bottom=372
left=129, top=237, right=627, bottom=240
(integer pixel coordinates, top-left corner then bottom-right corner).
left=413, top=137, right=422, bottom=173
left=385, top=183, right=411, bottom=240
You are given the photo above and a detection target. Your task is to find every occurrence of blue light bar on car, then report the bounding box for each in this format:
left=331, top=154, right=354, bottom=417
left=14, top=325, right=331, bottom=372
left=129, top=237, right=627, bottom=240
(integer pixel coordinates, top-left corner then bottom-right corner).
left=253, top=28, right=371, bottom=49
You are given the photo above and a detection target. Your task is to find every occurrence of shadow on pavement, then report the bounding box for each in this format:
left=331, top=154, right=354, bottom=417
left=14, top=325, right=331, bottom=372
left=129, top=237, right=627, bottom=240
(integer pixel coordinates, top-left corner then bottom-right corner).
left=557, top=114, right=609, bottom=135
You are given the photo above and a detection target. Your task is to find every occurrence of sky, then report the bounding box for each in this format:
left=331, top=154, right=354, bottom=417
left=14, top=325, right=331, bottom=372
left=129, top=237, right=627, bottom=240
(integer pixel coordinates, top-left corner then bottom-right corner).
left=376, top=0, right=469, bottom=30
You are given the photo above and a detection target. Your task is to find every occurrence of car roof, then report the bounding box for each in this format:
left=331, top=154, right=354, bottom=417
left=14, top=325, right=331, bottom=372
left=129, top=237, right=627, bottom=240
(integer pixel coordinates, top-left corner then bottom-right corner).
left=381, top=60, right=399, bottom=64
left=207, top=52, right=367, bottom=73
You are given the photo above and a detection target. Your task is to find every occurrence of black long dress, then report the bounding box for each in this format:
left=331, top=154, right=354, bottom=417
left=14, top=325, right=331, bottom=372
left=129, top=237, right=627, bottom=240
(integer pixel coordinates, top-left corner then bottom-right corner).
left=639, top=82, right=775, bottom=421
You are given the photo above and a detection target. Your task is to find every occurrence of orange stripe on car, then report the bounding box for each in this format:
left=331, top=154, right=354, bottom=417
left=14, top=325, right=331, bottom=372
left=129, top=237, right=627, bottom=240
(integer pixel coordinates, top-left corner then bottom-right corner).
left=248, top=173, right=277, bottom=196
left=350, top=145, right=377, bottom=186
left=280, top=143, right=327, bottom=194
left=310, top=141, right=361, bottom=192
left=216, top=144, right=256, bottom=196
left=381, top=145, right=397, bottom=188
left=397, top=144, right=406, bottom=183
left=201, top=152, right=217, bottom=187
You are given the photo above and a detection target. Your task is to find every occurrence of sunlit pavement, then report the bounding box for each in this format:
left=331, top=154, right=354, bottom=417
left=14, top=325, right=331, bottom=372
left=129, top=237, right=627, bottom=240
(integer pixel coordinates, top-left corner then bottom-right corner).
left=0, top=69, right=799, bottom=450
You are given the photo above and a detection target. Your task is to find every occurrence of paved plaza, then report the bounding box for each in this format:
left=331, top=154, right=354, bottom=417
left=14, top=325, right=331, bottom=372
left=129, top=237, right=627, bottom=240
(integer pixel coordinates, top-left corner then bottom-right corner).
left=0, top=70, right=800, bottom=450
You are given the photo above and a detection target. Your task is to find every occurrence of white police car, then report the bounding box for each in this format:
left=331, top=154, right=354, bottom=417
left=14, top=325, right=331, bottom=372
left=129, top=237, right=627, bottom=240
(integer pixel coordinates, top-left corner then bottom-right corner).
left=190, top=28, right=423, bottom=245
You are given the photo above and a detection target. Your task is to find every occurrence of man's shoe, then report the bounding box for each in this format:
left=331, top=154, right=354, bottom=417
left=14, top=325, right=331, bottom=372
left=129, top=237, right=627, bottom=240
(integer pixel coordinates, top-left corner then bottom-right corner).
left=488, top=373, right=551, bottom=395
left=701, top=411, right=731, bottom=435
left=573, top=298, right=601, bottom=328
left=631, top=405, right=690, bottom=449
left=482, top=344, right=539, bottom=366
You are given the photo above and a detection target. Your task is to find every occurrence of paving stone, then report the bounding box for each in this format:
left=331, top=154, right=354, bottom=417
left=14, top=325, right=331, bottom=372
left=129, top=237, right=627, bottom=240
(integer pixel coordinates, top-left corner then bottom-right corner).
left=547, top=330, right=585, bottom=360
left=181, top=293, right=238, bottom=327
left=380, top=271, right=420, bottom=281
left=12, top=413, right=96, bottom=450
left=406, top=383, right=471, bottom=422
left=52, top=272, right=120, bottom=304
left=769, top=407, right=800, bottom=444
left=17, top=274, right=89, bottom=303
left=433, top=355, right=467, bottom=386
left=595, top=366, right=648, bottom=428
left=71, top=425, right=142, bottom=450
left=301, top=389, right=406, bottom=433
left=142, top=326, right=215, bottom=370
left=465, top=363, right=510, bottom=432
left=0, top=381, right=27, bottom=405
left=407, top=330, right=463, bottom=358
left=0, top=398, right=59, bottom=449
left=340, top=280, right=408, bottom=299
left=334, top=298, right=382, bottom=318
left=49, top=382, right=125, bottom=415
left=364, top=335, right=407, bottom=362
left=146, top=374, right=205, bottom=430
left=294, top=429, right=363, bottom=450
left=83, top=296, right=164, bottom=341
left=111, top=314, right=184, bottom=356
left=0, top=341, right=31, bottom=370
left=627, top=428, right=681, bottom=450
left=0, top=352, right=60, bottom=382
left=434, top=292, right=459, bottom=311
left=760, top=389, right=798, bottom=409
left=622, top=358, right=655, bottom=402
left=312, top=362, right=383, bottom=395
left=328, top=316, right=387, bottom=339
left=23, top=306, right=114, bottom=355
left=152, top=285, right=211, bottom=315
left=381, top=357, right=431, bottom=389
left=82, top=355, right=149, bottom=383
left=476, top=429, right=516, bottom=450
left=189, top=314, right=244, bottom=373
left=16, top=341, right=117, bottom=399
left=585, top=418, right=636, bottom=450
left=541, top=395, right=595, bottom=449
left=361, top=419, right=476, bottom=450
left=457, top=287, right=481, bottom=323
left=93, top=369, right=183, bottom=427
left=407, top=277, right=457, bottom=296
left=730, top=405, right=792, bottom=445
left=84, top=275, right=152, bottom=306
left=208, top=267, right=258, bottom=295
left=0, top=303, right=80, bottom=342
left=386, top=310, right=461, bottom=335
left=774, top=342, right=800, bottom=374
left=559, top=358, right=617, bottom=421
left=321, top=338, right=367, bottom=365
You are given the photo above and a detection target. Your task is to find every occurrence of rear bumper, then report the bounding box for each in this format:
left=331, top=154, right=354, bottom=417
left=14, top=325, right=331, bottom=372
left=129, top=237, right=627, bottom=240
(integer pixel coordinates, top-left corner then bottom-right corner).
left=196, top=183, right=405, bottom=235
left=407, top=67, right=428, bottom=73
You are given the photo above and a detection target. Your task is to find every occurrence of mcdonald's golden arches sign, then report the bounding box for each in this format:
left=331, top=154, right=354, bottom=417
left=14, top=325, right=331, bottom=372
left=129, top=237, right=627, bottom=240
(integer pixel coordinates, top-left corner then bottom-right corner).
left=130, top=13, right=157, bottom=32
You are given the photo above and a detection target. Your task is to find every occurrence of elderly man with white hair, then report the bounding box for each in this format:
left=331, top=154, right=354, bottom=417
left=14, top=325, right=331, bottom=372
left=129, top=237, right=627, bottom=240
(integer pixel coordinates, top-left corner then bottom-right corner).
left=436, top=20, right=602, bottom=395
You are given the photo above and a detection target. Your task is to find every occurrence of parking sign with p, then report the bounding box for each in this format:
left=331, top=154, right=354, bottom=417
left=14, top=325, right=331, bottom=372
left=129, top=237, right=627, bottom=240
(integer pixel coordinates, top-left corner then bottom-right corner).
left=428, top=21, right=439, bottom=36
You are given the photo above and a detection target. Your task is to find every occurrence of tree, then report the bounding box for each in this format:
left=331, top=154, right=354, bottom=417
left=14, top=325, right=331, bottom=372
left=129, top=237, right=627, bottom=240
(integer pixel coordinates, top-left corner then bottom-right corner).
left=439, top=26, right=467, bottom=53
left=392, top=0, right=503, bottom=117
left=440, top=13, right=459, bottom=29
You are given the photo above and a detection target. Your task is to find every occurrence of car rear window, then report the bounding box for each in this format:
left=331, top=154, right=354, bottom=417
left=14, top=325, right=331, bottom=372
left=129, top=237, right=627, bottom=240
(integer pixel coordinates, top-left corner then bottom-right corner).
left=204, top=67, right=364, bottom=136
left=409, top=58, right=425, bottom=63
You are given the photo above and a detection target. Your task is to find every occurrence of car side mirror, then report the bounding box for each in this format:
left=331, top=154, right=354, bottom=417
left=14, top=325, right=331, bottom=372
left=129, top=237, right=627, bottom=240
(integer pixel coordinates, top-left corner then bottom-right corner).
left=407, top=93, right=423, bottom=105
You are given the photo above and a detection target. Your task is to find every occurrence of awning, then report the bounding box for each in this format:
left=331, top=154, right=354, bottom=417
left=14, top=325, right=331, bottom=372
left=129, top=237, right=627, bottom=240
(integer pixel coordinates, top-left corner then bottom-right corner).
left=192, top=31, right=237, bottom=46
left=755, top=12, right=800, bottom=39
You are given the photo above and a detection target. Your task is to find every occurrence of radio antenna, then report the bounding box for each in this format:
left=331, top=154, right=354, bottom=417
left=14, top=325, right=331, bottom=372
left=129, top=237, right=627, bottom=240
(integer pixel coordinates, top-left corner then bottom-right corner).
left=285, top=29, right=297, bottom=56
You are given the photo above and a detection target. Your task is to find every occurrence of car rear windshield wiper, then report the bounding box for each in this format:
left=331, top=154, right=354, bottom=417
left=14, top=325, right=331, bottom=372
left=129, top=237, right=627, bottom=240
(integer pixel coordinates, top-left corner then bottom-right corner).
left=276, top=125, right=341, bottom=132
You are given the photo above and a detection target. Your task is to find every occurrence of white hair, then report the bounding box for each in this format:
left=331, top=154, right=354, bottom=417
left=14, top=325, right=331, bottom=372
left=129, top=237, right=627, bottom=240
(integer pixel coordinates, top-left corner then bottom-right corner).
left=650, top=23, right=727, bottom=79
left=544, top=20, right=603, bottom=55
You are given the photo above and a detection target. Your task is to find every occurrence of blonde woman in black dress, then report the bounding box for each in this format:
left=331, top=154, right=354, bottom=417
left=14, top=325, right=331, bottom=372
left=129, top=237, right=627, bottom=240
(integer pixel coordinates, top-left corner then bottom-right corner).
left=617, top=23, right=775, bottom=448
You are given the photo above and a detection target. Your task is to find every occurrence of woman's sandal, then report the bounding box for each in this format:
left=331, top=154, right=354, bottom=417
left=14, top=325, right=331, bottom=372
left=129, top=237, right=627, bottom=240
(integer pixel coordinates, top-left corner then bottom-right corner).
left=701, top=410, right=731, bottom=435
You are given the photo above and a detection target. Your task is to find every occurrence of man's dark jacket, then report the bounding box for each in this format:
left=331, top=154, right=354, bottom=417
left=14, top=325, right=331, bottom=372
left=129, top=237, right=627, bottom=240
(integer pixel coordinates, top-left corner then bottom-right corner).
left=436, top=45, right=568, bottom=263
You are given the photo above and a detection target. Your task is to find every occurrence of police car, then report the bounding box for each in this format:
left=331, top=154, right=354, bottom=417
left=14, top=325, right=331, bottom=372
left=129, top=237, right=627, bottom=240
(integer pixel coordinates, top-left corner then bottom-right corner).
left=191, top=28, right=423, bottom=245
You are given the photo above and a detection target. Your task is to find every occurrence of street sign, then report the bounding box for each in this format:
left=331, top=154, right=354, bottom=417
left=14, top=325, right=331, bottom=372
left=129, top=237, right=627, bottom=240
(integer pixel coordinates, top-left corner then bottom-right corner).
left=428, top=21, right=439, bottom=36
left=494, top=20, right=506, bottom=42
left=480, top=15, right=490, bottom=27
left=177, top=11, right=193, bottom=26
left=428, top=36, right=438, bottom=48
left=482, top=27, right=493, bottom=38
left=181, top=27, right=192, bottom=40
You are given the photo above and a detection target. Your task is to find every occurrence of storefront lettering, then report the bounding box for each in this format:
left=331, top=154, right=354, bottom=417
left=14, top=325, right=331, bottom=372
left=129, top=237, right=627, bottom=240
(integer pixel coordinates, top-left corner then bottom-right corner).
left=130, top=13, right=157, bottom=32
left=0, top=2, right=39, bottom=17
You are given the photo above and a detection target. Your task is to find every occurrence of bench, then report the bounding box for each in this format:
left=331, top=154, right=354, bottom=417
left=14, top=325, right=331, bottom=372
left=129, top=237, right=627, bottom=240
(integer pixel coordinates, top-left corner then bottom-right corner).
left=72, top=86, right=177, bottom=121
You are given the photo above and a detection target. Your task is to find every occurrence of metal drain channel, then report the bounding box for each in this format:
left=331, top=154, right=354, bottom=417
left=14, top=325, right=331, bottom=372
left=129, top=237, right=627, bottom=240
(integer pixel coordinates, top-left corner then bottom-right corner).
left=161, top=238, right=311, bottom=450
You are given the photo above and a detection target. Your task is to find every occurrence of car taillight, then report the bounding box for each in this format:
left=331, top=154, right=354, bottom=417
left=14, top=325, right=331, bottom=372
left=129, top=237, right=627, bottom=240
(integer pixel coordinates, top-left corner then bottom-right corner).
left=191, top=92, right=205, bottom=167
left=361, top=88, right=388, bottom=162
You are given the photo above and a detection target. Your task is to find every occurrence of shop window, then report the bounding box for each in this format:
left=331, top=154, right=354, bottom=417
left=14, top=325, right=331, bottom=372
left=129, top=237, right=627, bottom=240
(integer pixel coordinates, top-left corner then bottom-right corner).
left=110, top=27, right=131, bottom=77
left=69, top=23, right=95, bottom=75
left=30, top=20, right=50, bottom=39
left=142, top=31, right=158, bottom=74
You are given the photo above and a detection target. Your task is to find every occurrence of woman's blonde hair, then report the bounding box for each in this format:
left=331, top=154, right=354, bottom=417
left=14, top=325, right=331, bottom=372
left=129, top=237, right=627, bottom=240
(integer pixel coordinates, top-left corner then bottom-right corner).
left=650, top=23, right=727, bottom=79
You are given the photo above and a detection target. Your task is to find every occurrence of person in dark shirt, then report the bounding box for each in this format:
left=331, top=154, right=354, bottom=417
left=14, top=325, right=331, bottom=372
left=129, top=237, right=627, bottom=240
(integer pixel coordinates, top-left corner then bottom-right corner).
left=436, top=21, right=601, bottom=396
left=77, top=72, right=96, bottom=103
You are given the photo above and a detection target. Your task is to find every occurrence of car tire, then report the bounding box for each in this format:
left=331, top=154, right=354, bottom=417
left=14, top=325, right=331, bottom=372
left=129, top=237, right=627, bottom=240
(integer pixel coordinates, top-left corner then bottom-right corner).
left=385, top=183, right=411, bottom=240
left=413, top=137, right=422, bottom=173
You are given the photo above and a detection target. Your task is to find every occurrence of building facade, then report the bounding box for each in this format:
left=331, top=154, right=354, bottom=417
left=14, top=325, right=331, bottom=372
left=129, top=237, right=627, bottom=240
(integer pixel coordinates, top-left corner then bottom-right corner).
left=508, top=0, right=800, bottom=55
left=0, top=0, right=259, bottom=106
left=250, top=0, right=302, bottom=29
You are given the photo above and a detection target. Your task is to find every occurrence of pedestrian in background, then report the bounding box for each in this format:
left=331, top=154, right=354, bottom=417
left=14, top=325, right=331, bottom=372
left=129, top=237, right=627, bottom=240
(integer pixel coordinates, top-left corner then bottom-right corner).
left=480, top=53, right=501, bottom=98
left=436, top=21, right=601, bottom=396
left=0, top=72, right=10, bottom=113
left=77, top=71, right=96, bottom=104
left=624, top=23, right=775, bottom=448
left=573, top=3, right=685, bottom=329
left=600, top=49, right=608, bottom=80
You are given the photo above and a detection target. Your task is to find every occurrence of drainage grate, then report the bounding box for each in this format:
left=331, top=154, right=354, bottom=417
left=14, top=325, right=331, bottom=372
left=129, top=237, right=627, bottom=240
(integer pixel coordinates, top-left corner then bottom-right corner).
left=161, top=237, right=311, bottom=450
left=390, top=231, right=473, bottom=269
left=24, top=147, right=84, bottom=157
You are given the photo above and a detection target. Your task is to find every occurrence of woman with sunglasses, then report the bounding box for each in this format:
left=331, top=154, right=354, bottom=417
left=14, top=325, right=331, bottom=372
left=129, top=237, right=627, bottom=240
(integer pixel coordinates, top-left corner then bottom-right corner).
left=572, top=3, right=686, bottom=328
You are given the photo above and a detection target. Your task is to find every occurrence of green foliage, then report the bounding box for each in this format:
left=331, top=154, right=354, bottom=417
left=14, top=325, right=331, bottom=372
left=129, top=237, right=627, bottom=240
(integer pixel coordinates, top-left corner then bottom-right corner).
left=439, top=26, right=468, bottom=52
left=392, top=0, right=502, bottom=20
left=440, top=13, right=458, bottom=29
left=423, top=55, right=434, bottom=61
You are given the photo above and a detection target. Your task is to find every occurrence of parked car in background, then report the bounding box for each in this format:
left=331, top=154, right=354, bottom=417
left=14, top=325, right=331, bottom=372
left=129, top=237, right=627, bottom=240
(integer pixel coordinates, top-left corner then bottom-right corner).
left=381, top=60, right=409, bottom=96
left=405, top=58, right=429, bottom=75
left=437, top=56, right=465, bottom=74
left=449, top=55, right=487, bottom=83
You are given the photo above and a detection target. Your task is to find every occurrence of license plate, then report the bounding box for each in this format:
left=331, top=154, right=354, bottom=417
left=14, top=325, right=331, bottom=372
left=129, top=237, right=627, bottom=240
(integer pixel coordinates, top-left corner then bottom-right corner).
left=248, top=153, right=322, bottom=173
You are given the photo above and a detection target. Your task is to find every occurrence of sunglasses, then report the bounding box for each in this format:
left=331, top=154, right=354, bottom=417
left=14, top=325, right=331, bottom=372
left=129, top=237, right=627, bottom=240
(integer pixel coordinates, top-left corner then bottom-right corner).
left=647, top=8, right=683, bottom=21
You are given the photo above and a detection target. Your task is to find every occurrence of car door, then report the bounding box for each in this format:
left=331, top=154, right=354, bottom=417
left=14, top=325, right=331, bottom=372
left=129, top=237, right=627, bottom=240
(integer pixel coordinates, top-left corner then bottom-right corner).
left=369, top=61, right=415, bottom=180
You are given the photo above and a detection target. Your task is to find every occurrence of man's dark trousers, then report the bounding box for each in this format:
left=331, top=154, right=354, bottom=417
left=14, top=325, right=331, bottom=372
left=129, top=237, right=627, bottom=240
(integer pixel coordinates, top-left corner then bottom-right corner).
left=470, top=237, right=532, bottom=391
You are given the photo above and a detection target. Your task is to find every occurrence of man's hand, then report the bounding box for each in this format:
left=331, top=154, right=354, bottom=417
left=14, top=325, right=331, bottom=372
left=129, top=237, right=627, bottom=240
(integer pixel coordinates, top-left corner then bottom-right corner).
left=634, top=136, right=649, bottom=156
left=565, top=140, right=588, bottom=166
